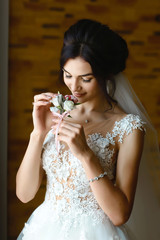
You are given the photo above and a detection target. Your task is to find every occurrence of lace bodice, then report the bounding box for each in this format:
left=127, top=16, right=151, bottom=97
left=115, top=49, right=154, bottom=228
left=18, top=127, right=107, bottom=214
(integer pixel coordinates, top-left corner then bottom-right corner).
left=42, top=113, right=146, bottom=227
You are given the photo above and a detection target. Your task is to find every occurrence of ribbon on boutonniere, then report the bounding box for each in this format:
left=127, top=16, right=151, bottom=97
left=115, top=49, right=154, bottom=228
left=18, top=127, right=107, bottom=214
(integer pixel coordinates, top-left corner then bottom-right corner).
left=50, top=91, right=80, bottom=155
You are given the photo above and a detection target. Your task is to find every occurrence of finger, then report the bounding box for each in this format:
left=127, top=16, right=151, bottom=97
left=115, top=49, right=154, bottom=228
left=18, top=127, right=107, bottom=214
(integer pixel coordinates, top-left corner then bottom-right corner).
left=32, top=101, right=51, bottom=108
left=34, top=93, right=57, bottom=102
left=56, top=132, right=70, bottom=143
left=51, top=122, right=78, bottom=133
left=53, top=124, right=82, bottom=139
left=52, top=122, right=82, bottom=137
left=43, top=92, right=58, bottom=98
left=34, top=95, right=51, bottom=103
left=52, top=125, right=72, bottom=136
left=51, top=114, right=69, bottom=123
left=51, top=115, right=64, bottom=122
left=52, top=119, right=81, bottom=128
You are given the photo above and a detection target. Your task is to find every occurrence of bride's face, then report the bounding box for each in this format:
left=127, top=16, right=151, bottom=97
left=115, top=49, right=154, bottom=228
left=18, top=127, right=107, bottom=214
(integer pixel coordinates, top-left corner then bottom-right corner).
left=63, top=57, right=104, bottom=103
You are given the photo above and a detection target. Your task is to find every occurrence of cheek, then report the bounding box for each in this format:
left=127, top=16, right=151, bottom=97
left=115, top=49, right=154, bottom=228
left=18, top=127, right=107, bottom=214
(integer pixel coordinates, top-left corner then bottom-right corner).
left=88, top=81, right=100, bottom=93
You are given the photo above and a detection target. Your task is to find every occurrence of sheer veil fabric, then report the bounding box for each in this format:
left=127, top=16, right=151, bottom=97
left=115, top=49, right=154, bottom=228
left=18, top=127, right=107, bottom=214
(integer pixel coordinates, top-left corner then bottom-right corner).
left=108, top=73, right=160, bottom=240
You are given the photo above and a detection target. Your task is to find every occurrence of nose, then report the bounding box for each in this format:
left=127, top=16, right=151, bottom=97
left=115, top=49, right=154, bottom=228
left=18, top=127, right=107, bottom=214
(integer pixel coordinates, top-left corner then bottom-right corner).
left=71, top=78, right=82, bottom=92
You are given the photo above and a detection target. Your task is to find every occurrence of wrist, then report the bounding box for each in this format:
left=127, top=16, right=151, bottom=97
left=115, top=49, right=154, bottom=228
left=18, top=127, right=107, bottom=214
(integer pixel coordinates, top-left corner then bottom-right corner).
left=80, top=148, right=95, bottom=163
left=30, top=130, right=47, bottom=141
left=80, top=149, right=104, bottom=179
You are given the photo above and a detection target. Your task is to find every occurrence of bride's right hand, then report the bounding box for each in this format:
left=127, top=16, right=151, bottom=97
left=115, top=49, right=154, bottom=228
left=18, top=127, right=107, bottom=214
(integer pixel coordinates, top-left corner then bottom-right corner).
left=32, top=92, right=57, bottom=135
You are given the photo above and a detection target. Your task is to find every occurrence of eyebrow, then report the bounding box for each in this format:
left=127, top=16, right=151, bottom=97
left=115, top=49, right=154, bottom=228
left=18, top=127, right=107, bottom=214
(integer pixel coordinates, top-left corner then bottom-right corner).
left=62, top=67, right=93, bottom=77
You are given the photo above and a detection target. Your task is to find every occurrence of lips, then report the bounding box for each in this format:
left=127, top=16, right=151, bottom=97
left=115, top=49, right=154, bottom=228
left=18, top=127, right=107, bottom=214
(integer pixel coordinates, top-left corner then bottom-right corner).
left=73, top=92, right=86, bottom=98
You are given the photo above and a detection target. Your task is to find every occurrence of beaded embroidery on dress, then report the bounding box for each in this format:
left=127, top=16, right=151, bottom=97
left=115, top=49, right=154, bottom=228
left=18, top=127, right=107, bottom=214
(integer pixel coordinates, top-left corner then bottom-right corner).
left=17, top=113, right=146, bottom=240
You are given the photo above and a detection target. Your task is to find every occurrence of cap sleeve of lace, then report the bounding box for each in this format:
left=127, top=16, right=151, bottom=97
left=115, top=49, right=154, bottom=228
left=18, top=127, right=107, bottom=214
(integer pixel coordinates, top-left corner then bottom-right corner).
left=112, top=114, right=147, bottom=144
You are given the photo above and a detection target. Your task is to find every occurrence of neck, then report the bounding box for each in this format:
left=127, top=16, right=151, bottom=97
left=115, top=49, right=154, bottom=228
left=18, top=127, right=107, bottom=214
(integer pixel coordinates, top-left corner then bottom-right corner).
left=76, top=96, right=111, bottom=115
left=70, top=95, right=114, bottom=125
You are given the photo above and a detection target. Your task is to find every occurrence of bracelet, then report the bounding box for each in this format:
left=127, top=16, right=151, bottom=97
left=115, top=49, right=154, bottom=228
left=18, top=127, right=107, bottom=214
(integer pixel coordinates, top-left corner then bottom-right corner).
left=89, top=172, right=107, bottom=183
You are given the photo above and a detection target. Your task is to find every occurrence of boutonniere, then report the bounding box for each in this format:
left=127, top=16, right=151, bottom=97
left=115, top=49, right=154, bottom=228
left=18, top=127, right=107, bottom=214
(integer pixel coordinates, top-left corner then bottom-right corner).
left=50, top=91, right=80, bottom=154
left=50, top=91, right=80, bottom=115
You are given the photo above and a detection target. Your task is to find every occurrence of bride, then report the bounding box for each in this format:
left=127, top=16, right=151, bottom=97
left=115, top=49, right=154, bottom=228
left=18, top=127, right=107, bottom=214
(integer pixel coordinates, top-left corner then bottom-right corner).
left=16, top=19, right=160, bottom=240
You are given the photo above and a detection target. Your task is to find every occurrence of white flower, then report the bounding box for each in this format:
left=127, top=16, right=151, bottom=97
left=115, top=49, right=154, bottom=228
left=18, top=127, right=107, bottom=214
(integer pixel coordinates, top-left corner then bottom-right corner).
left=51, top=94, right=63, bottom=107
left=63, top=100, right=75, bottom=111
left=50, top=92, right=80, bottom=115
left=50, top=106, right=59, bottom=113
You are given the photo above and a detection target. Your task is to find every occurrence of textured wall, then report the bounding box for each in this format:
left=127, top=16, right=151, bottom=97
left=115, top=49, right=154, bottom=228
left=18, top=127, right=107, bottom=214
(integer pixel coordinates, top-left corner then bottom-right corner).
left=0, top=1, right=9, bottom=240
left=8, top=0, right=160, bottom=239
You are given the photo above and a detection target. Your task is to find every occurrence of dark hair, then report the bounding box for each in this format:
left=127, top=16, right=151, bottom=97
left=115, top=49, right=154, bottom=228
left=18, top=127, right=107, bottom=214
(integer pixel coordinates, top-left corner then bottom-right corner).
left=60, top=19, right=129, bottom=109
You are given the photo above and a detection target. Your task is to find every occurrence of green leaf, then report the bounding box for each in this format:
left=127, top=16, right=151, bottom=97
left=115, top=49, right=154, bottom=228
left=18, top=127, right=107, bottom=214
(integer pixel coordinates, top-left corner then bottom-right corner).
left=57, top=106, right=62, bottom=110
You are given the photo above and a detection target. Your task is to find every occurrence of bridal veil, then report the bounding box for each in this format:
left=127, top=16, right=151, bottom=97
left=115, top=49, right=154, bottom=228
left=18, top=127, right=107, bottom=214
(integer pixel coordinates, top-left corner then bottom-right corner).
left=107, top=73, right=160, bottom=240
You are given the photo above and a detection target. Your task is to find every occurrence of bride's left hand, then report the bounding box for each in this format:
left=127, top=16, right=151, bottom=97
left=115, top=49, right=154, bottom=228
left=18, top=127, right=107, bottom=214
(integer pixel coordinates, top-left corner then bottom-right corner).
left=52, top=116, right=91, bottom=160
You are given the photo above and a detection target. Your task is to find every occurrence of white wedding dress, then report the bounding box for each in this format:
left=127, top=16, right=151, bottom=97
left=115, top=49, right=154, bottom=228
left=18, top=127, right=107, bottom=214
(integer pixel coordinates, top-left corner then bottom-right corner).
left=17, top=113, right=146, bottom=240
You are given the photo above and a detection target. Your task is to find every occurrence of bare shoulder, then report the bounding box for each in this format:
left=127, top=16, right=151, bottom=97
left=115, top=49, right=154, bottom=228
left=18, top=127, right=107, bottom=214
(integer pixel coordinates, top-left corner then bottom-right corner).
left=104, top=102, right=128, bottom=122
left=111, top=102, right=127, bottom=115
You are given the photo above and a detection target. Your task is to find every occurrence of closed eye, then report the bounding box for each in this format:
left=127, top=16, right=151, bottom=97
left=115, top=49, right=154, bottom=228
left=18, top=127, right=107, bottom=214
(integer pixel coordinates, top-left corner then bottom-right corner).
left=82, top=78, right=92, bottom=82
left=65, top=75, right=92, bottom=82
left=65, top=74, right=72, bottom=78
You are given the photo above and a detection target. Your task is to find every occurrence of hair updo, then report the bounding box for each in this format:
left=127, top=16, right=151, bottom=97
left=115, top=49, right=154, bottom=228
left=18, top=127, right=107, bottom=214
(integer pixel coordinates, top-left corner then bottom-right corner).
left=60, top=19, right=129, bottom=109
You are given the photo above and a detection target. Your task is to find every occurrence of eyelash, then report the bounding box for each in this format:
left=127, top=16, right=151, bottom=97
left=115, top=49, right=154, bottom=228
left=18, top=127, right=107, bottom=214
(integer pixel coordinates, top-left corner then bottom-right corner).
left=83, top=79, right=92, bottom=82
left=65, top=75, right=92, bottom=82
left=65, top=75, right=72, bottom=78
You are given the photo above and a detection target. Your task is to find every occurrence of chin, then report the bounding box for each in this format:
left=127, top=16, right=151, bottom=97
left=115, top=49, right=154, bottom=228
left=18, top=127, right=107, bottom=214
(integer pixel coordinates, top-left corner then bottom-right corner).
left=76, top=98, right=84, bottom=103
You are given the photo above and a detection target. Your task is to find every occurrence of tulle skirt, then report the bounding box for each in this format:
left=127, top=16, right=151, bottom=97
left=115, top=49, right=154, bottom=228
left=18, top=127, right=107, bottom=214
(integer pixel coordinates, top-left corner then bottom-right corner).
left=17, top=201, right=136, bottom=240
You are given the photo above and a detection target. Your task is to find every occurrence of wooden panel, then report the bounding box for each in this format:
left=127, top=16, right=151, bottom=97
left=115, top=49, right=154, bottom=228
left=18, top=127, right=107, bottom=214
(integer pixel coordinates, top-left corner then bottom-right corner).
left=8, top=0, right=160, bottom=239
